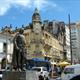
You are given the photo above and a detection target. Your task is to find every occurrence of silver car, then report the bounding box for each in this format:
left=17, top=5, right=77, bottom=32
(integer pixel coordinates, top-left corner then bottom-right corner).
left=32, top=67, right=50, bottom=80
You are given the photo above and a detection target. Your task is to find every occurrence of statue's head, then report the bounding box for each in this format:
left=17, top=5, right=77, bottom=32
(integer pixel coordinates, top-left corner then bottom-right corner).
left=19, top=28, right=24, bottom=34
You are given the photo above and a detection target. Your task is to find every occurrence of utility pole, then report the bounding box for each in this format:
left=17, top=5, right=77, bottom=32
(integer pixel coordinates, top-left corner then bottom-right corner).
left=5, top=26, right=8, bottom=70
left=68, top=14, right=73, bottom=65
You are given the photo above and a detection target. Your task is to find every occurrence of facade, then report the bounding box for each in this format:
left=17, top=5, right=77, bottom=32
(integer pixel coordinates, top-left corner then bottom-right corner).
left=70, top=23, right=79, bottom=63
left=43, top=20, right=65, bottom=43
left=65, top=25, right=70, bottom=61
left=0, top=27, right=13, bottom=69
left=66, top=22, right=80, bottom=64
left=43, top=20, right=66, bottom=60
left=0, top=27, right=13, bottom=63
left=76, top=22, right=80, bottom=62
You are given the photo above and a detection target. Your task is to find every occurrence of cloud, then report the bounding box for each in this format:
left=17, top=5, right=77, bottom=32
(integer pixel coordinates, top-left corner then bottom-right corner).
left=0, top=0, right=62, bottom=16
left=0, top=0, right=11, bottom=16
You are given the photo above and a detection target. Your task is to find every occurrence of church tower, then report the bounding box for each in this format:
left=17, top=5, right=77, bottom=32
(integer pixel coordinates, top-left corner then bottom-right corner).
left=32, top=8, right=41, bottom=33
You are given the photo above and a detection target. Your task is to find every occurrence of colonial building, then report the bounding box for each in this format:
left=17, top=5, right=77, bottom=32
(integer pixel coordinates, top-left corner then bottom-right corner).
left=0, top=8, right=64, bottom=63
left=43, top=19, right=66, bottom=60
left=0, top=27, right=13, bottom=62
left=23, top=8, right=63, bottom=62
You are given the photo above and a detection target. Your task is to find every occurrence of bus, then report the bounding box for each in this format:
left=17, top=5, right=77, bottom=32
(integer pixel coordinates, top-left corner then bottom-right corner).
left=26, top=58, right=51, bottom=71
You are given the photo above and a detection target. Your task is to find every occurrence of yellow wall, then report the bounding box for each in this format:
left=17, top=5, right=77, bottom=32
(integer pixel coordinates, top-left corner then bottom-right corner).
left=24, top=29, right=63, bottom=60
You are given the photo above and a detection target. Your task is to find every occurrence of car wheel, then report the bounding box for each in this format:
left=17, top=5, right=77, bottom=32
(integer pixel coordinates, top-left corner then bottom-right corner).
left=45, top=77, right=49, bottom=80
left=39, top=75, right=44, bottom=80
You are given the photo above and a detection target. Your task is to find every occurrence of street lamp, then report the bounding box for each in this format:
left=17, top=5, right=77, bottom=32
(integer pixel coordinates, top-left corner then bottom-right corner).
left=68, top=14, right=73, bottom=65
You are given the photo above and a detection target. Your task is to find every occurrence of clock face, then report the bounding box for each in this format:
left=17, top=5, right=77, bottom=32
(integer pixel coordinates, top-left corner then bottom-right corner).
left=34, top=23, right=41, bottom=33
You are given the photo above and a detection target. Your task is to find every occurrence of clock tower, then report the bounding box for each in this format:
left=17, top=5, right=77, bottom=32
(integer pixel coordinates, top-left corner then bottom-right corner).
left=32, top=8, right=41, bottom=33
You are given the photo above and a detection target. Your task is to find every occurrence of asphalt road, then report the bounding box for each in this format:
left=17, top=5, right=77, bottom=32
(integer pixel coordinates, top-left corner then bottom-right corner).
left=50, top=77, right=61, bottom=80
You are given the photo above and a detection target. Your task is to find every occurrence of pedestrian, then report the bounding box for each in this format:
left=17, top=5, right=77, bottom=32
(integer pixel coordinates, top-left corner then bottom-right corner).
left=53, top=64, right=58, bottom=78
left=53, top=64, right=58, bottom=73
left=57, top=65, right=62, bottom=76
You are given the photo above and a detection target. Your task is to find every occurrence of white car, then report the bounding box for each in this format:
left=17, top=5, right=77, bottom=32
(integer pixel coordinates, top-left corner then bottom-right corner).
left=0, top=69, right=4, bottom=80
left=32, top=67, right=49, bottom=79
left=61, top=64, right=80, bottom=80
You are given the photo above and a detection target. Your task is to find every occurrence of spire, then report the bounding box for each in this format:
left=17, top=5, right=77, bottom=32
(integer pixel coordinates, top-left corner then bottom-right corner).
left=34, top=8, right=39, bottom=14
left=32, top=8, right=41, bottom=22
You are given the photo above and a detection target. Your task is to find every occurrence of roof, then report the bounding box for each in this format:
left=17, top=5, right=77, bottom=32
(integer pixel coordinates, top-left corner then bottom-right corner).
left=65, top=64, right=80, bottom=68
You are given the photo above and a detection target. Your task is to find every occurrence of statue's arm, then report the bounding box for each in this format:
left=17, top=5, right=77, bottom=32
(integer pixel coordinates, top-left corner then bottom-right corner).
left=23, top=36, right=27, bottom=49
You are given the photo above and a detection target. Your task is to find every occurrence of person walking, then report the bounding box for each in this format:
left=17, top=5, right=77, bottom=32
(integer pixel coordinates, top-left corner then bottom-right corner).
left=57, top=65, right=62, bottom=76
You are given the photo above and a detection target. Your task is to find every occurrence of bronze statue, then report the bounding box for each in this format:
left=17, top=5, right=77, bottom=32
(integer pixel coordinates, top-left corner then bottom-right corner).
left=12, top=29, right=26, bottom=71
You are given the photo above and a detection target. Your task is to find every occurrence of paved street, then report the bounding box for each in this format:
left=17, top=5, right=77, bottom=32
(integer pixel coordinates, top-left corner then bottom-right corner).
left=50, top=77, right=58, bottom=80
left=50, top=78, right=59, bottom=80
left=50, top=77, right=61, bottom=80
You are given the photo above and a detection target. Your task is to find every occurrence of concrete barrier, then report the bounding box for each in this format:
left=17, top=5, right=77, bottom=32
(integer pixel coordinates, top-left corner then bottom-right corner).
left=2, top=70, right=38, bottom=80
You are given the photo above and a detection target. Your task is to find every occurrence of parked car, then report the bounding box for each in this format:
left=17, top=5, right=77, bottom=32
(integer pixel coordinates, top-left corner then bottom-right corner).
left=0, top=69, right=4, bottom=80
left=32, top=67, right=49, bottom=80
left=61, top=64, right=80, bottom=80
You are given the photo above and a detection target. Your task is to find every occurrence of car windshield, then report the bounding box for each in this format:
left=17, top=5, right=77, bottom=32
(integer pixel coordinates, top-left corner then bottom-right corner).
left=43, top=67, right=47, bottom=71
left=63, top=68, right=74, bottom=74
left=32, top=68, right=41, bottom=72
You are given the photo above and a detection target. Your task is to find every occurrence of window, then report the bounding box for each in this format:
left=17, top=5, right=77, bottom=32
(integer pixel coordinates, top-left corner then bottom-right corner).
left=43, top=67, right=47, bottom=71
left=64, top=68, right=74, bottom=74
left=3, top=43, right=7, bottom=53
left=32, top=68, right=41, bottom=72
left=45, top=34, right=48, bottom=39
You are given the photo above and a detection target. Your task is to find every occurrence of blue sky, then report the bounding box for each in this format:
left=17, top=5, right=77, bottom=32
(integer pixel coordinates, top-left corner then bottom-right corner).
left=0, top=0, right=80, bottom=29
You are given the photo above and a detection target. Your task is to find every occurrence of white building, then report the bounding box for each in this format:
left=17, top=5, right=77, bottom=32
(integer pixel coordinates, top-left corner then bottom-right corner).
left=76, top=22, right=80, bottom=62
left=65, top=25, right=70, bottom=61
left=0, top=33, right=13, bottom=63
left=70, top=23, right=79, bottom=63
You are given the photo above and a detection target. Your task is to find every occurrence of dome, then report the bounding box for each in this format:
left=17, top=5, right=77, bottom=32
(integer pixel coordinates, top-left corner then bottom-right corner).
left=32, top=8, right=41, bottom=22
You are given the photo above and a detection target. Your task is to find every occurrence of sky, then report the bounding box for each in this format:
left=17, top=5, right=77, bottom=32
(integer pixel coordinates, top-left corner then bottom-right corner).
left=0, top=0, right=80, bottom=29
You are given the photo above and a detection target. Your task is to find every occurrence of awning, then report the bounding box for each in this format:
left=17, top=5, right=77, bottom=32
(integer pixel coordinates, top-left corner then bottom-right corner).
left=31, top=58, right=49, bottom=62
left=58, top=61, right=70, bottom=66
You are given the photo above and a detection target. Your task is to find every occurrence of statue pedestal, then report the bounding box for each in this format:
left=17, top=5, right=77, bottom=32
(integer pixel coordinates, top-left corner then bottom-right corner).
left=2, top=70, right=38, bottom=80
left=2, top=71, right=26, bottom=80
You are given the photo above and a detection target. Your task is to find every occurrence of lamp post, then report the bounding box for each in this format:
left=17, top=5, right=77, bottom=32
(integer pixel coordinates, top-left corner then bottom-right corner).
left=68, top=14, right=73, bottom=65
left=6, top=29, right=8, bottom=70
